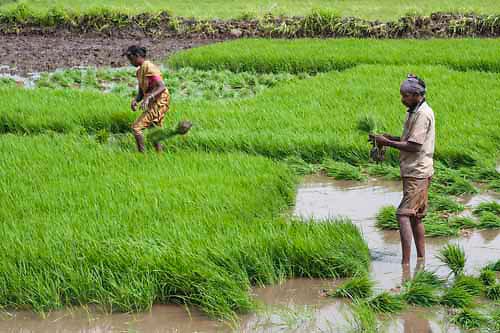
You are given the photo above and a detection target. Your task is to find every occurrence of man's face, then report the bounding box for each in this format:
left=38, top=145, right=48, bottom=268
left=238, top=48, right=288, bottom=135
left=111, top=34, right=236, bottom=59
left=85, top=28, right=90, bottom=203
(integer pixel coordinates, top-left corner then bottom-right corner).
left=400, top=90, right=420, bottom=108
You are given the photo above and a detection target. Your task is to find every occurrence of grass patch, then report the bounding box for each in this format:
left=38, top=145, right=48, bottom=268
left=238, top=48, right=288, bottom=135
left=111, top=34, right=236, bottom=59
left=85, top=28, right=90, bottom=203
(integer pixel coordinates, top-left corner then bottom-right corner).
left=331, top=275, right=374, bottom=299
left=437, top=244, right=466, bottom=276
left=480, top=269, right=497, bottom=287
left=0, top=134, right=370, bottom=317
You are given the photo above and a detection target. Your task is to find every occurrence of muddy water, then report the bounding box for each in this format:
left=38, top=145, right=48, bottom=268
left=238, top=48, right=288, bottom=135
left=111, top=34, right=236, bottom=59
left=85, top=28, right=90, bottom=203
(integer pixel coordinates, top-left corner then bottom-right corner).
left=1, top=175, right=499, bottom=332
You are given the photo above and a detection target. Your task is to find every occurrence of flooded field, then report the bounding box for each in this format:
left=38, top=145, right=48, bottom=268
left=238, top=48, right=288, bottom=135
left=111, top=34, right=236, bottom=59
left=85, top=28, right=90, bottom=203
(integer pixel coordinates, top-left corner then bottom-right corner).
left=1, top=175, right=499, bottom=333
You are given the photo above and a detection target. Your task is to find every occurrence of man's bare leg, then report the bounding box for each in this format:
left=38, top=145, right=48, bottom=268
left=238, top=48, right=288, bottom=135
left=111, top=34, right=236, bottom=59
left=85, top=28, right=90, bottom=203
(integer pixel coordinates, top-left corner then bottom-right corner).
left=411, top=216, right=426, bottom=259
left=398, top=215, right=413, bottom=265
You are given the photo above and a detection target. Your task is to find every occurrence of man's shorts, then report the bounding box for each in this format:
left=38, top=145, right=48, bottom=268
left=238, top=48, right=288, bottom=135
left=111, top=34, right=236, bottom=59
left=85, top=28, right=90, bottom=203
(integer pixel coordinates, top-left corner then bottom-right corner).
left=397, top=177, right=432, bottom=218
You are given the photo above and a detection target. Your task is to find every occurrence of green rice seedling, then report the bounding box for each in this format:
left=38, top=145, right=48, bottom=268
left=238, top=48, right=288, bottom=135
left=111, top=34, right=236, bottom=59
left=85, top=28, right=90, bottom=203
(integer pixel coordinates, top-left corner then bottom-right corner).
left=347, top=300, right=379, bottom=333
left=431, top=165, right=478, bottom=196
left=283, top=156, right=320, bottom=175
left=168, top=39, right=500, bottom=74
left=473, top=202, right=500, bottom=217
left=0, top=135, right=371, bottom=318
left=451, top=308, right=486, bottom=330
left=485, top=260, right=500, bottom=272
left=489, top=179, right=500, bottom=192
left=448, top=216, right=477, bottom=229
left=437, top=244, right=466, bottom=275
left=322, top=160, right=366, bottom=181
left=478, top=212, right=500, bottom=229
left=364, top=164, right=400, bottom=180
left=453, top=275, right=484, bottom=296
left=423, top=214, right=459, bottom=237
left=401, top=280, right=439, bottom=307
left=489, top=308, right=500, bottom=332
left=486, top=284, right=500, bottom=301
left=366, top=292, right=404, bottom=314
left=357, top=114, right=378, bottom=133
left=440, top=285, right=474, bottom=308
left=412, top=270, right=445, bottom=288
left=480, top=269, right=497, bottom=287
left=428, top=192, right=464, bottom=213
left=331, top=275, right=374, bottom=299
left=375, top=206, right=398, bottom=230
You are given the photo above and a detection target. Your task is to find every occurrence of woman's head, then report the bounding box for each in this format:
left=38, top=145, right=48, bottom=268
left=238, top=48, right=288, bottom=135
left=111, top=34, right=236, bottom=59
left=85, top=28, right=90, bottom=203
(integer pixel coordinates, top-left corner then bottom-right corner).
left=123, top=45, right=147, bottom=66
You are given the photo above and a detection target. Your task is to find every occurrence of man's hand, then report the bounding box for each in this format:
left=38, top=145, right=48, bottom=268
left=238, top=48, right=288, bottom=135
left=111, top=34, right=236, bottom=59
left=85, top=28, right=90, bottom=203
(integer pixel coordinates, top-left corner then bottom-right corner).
left=141, top=95, right=153, bottom=111
left=131, top=99, right=138, bottom=112
left=369, top=134, right=390, bottom=147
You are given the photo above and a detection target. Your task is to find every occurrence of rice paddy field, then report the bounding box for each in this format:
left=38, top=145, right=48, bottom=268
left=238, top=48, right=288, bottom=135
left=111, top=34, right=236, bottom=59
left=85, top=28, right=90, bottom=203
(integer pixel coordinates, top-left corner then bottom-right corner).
left=1, top=13, right=500, bottom=333
left=1, top=0, right=499, bottom=19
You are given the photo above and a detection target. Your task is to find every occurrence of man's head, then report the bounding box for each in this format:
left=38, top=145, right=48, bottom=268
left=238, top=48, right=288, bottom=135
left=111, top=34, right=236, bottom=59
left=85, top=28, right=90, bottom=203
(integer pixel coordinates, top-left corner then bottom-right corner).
left=400, top=74, right=426, bottom=108
left=123, top=45, right=147, bottom=67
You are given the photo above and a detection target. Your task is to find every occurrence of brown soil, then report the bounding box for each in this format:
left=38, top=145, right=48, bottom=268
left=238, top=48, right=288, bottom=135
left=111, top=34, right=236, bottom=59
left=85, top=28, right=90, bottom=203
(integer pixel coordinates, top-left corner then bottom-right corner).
left=0, top=33, right=221, bottom=75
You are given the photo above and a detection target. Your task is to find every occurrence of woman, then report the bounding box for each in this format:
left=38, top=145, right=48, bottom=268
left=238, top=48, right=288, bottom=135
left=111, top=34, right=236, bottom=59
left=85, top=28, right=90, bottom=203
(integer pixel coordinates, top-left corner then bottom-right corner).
left=123, top=45, right=170, bottom=152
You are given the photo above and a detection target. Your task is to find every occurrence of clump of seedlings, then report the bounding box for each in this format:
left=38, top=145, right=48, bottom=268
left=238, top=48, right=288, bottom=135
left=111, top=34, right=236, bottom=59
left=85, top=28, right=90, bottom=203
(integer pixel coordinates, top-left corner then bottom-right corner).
left=485, top=260, right=500, bottom=272
left=366, top=292, right=405, bottom=314
left=437, top=244, right=466, bottom=276
left=479, top=268, right=497, bottom=287
left=322, top=160, right=366, bottom=181
left=401, top=280, right=439, bottom=307
left=364, top=163, right=400, bottom=180
left=453, top=275, right=484, bottom=296
left=448, top=216, right=477, bottom=229
left=440, top=285, right=474, bottom=308
left=375, top=206, right=398, bottom=230
left=428, top=192, right=464, bottom=213
left=347, top=300, right=379, bottom=333
left=422, top=214, right=459, bottom=237
left=283, top=156, right=319, bottom=175
left=478, top=211, right=500, bottom=229
left=451, top=308, right=486, bottom=330
left=331, top=275, right=374, bottom=299
left=413, top=270, right=445, bottom=288
left=486, top=284, right=500, bottom=301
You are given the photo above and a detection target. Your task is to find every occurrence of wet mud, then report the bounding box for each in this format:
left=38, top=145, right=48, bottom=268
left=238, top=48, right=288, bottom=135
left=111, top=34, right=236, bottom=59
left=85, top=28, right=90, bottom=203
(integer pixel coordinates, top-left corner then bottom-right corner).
left=0, top=34, right=219, bottom=75
left=1, top=175, right=498, bottom=332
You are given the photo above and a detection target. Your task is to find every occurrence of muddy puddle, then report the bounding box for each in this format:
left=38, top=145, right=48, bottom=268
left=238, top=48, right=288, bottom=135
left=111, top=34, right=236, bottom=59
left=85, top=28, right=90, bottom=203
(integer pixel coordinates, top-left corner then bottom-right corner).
left=1, top=175, right=499, bottom=332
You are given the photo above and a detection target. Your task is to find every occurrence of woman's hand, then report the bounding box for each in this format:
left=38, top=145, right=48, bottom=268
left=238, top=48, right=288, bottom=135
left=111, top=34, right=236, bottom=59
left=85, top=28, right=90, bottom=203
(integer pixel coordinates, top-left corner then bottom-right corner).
left=141, top=95, right=153, bottom=111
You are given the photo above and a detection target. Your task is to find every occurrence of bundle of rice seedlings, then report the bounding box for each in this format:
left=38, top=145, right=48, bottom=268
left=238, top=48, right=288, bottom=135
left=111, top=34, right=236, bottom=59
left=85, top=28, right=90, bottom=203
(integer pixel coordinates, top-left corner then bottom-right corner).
left=413, top=270, right=445, bottom=287
left=428, top=192, right=464, bottom=213
left=479, top=269, right=497, bottom=287
left=423, top=214, right=459, bottom=237
left=486, top=284, right=500, bottom=301
left=375, top=206, right=398, bottom=230
left=448, top=216, right=477, bottom=229
left=478, top=212, right=500, bottom=229
left=453, top=275, right=484, bottom=296
left=485, top=260, right=500, bottom=272
left=147, top=120, right=193, bottom=143
left=440, top=285, right=474, bottom=308
left=331, top=275, right=374, bottom=299
left=451, top=308, right=486, bottom=330
left=348, top=300, right=379, bottom=333
left=366, top=292, right=405, bottom=314
left=357, top=115, right=378, bottom=133
left=473, top=201, right=500, bottom=216
left=322, top=160, right=366, bottom=181
left=283, top=156, right=319, bottom=175
left=432, top=166, right=478, bottom=196
left=489, top=308, right=500, bottom=331
left=437, top=244, right=466, bottom=276
left=401, top=280, right=439, bottom=307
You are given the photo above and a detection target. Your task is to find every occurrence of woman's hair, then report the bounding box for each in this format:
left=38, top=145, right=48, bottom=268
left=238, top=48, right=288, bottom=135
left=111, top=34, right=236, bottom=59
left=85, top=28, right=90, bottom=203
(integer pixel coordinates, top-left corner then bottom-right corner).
left=123, top=45, right=147, bottom=58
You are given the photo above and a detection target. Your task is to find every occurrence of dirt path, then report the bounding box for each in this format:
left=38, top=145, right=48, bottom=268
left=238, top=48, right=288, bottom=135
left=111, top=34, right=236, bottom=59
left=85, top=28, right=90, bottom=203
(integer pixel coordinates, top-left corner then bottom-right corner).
left=0, top=33, right=220, bottom=75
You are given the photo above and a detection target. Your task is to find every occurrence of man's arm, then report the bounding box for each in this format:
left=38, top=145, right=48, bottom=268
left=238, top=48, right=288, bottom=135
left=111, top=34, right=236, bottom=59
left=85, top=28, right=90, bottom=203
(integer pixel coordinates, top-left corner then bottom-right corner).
left=372, top=135, right=422, bottom=152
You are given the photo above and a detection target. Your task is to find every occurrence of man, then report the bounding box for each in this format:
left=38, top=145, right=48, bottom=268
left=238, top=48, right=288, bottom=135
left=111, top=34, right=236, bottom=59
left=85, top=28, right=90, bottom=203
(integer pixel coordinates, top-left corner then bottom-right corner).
left=371, top=75, right=435, bottom=266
